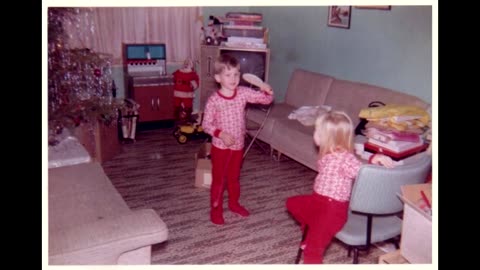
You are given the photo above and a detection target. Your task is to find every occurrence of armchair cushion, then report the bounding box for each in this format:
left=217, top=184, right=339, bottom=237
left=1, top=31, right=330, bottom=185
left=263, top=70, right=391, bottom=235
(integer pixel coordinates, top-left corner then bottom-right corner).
left=48, top=162, right=168, bottom=265
left=49, top=209, right=168, bottom=265
left=336, top=214, right=402, bottom=246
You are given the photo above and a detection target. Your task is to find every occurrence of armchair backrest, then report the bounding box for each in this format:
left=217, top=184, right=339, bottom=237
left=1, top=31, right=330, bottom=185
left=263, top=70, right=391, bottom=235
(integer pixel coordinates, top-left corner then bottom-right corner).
left=349, top=155, right=432, bottom=215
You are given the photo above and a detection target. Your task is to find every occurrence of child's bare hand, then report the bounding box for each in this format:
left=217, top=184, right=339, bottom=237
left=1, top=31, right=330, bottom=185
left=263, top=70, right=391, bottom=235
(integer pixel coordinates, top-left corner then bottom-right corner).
left=260, top=84, right=273, bottom=95
left=219, top=131, right=235, bottom=146
left=371, top=154, right=396, bottom=168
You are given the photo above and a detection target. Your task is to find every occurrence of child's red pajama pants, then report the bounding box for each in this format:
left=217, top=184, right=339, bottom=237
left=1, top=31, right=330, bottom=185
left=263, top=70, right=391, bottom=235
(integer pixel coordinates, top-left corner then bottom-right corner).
left=286, top=193, right=349, bottom=264
left=210, top=145, right=244, bottom=216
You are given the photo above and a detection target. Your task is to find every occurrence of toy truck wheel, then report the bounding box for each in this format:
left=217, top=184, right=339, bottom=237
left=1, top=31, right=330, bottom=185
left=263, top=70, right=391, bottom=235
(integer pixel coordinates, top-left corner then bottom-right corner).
left=177, top=135, right=187, bottom=144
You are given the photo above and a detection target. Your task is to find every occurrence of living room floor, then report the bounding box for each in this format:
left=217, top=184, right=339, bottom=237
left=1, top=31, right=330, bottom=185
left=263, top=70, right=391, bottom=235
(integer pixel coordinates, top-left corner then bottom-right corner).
left=101, top=127, right=386, bottom=264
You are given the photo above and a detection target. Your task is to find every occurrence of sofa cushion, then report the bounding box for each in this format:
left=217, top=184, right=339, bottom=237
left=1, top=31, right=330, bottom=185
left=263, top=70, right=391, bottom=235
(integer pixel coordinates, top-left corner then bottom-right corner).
left=284, top=69, right=334, bottom=108
left=270, top=118, right=318, bottom=171
left=49, top=163, right=131, bottom=232
left=246, top=103, right=297, bottom=142
left=324, top=79, right=429, bottom=127
left=49, top=209, right=168, bottom=265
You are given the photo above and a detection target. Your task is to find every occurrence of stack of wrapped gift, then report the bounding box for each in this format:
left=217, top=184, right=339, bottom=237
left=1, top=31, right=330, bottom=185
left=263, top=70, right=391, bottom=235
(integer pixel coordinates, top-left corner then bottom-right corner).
left=359, top=104, right=431, bottom=160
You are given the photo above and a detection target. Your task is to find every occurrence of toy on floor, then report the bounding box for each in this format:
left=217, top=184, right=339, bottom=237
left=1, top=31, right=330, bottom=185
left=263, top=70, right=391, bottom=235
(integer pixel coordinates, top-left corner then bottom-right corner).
left=119, top=98, right=140, bottom=144
left=173, top=112, right=210, bottom=144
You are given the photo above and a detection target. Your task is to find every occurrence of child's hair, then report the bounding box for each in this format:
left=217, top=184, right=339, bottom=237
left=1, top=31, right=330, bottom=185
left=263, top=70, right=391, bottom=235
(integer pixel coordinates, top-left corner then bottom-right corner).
left=313, top=110, right=354, bottom=158
left=214, top=54, right=240, bottom=75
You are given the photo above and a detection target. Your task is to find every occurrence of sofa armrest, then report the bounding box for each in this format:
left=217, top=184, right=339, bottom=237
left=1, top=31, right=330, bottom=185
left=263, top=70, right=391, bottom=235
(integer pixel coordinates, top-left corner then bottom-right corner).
left=49, top=209, right=168, bottom=265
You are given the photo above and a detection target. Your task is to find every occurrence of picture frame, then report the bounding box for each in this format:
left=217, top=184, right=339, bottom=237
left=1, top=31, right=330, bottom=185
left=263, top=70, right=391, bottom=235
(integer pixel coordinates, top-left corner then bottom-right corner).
left=327, top=6, right=351, bottom=29
left=354, top=6, right=391, bottom=10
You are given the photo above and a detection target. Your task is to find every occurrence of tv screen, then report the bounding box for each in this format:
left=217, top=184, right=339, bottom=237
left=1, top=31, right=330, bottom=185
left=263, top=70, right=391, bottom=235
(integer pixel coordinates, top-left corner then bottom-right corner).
left=219, top=48, right=269, bottom=88
left=126, top=44, right=166, bottom=60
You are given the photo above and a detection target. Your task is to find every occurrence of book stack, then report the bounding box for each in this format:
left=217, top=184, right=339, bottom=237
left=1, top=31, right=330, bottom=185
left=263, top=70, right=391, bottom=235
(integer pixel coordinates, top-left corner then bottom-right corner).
left=363, top=127, right=428, bottom=160
left=218, top=12, right=268, bottom=48
left=223, top=12, right=263, bottom=26
left=358, top=105, right=431, bottom=160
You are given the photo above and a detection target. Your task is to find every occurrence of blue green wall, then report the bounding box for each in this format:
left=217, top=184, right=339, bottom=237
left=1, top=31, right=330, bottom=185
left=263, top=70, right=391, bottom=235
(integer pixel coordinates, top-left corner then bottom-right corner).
left=207, top=6, right=432, bottom=104
left=115, top=6, right=432, bottom=107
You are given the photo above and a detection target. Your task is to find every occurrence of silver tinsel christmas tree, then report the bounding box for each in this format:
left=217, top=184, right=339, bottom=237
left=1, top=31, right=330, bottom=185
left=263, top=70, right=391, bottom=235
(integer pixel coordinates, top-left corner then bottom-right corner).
left=48, top=8, right=124, bottom=145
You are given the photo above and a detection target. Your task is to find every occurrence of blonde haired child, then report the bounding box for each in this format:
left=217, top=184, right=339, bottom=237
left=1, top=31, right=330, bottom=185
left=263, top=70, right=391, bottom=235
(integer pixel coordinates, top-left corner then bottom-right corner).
left=286, top=110, right=395, bottom=264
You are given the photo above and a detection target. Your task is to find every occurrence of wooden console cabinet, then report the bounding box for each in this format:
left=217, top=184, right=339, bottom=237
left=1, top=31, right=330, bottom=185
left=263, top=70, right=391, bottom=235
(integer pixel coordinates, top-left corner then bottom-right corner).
left=128, top=76, right=174, bottom=123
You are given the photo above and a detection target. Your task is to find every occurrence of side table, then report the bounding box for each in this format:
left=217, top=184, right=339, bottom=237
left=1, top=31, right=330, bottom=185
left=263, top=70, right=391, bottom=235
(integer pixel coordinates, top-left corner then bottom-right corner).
left=73, top=119, right=120, bottom=164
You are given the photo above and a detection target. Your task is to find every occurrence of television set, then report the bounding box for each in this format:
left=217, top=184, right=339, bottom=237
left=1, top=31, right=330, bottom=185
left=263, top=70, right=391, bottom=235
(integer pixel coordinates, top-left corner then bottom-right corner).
left=122, top=43, right=168, bottom=79
left=218, top=46, right=270, bottom=89
left=125, top=43, right=166, bottom=60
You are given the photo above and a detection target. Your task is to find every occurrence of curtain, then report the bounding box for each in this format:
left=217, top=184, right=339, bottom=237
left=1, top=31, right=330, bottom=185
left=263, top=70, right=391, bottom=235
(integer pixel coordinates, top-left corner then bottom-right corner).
left=63, top=7, right=203, bottom=64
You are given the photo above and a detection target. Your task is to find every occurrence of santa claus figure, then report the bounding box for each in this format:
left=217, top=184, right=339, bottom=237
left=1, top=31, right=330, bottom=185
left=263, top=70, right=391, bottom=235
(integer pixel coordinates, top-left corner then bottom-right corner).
left=173, top=58, right=199, bottom=122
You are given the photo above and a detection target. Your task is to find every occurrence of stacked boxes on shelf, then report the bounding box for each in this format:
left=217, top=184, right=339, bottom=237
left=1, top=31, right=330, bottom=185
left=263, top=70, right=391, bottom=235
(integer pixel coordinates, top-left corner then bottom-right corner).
left=217, top=12, right=268, bottom=48
left=359, top=105, right=431, bottom=161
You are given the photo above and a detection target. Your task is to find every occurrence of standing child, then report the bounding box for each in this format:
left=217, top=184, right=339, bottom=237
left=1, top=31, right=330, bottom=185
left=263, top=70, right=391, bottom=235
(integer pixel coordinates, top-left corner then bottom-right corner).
left=286, top=110, right=395, bottom=264
left=203, top=54, right=274, bottom=225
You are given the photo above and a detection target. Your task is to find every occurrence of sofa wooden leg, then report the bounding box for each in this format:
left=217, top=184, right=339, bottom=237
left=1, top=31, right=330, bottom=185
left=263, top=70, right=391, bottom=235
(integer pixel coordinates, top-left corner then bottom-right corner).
left=270, top=148, right=282, bottom=161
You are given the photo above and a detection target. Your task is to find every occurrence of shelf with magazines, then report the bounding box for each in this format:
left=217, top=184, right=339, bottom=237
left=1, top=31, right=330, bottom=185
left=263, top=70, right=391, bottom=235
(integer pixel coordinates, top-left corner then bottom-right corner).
left=199, top=12, right=270, bottom=111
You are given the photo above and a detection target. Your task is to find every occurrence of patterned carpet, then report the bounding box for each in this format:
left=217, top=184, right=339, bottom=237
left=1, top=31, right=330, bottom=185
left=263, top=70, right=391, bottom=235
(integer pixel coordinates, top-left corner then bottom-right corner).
left=101, top=128, right=386, bottom=264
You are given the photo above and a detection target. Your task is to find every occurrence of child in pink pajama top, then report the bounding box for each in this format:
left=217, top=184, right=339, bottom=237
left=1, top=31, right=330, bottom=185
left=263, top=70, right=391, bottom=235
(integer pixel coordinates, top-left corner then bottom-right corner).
left=286, top=110, right=395, bottom=264
left=203, top=54, right=273, bottom=225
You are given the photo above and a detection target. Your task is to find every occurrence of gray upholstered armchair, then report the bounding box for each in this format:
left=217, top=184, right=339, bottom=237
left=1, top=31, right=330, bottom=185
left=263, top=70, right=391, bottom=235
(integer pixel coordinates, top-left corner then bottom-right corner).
left=335, top=154, right=432, bottom=264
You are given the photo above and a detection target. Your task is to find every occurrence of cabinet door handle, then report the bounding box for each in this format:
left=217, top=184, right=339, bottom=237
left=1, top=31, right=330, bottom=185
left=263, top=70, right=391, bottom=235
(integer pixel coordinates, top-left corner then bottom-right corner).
left=151, top=98, right=154, bottom=110
left=207, top=56, right=212, bottom=77
left=157, top=97, right=160, bottom=110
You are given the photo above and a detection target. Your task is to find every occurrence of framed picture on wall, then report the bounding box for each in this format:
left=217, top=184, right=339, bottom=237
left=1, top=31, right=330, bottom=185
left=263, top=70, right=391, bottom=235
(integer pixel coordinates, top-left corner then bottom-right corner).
left=328, top=6, right=351, bottom=29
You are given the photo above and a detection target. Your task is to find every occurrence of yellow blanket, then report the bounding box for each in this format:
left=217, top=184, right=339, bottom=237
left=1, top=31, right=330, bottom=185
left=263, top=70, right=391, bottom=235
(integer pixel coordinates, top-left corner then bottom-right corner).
left=359, top=104, right=430, bottom=131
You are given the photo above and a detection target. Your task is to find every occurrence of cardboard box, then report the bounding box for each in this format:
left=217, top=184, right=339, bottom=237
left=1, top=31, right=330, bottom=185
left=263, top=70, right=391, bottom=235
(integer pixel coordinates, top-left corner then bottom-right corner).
left=73, top=119, right=120, bottom=164
left=378, top=250, right=409, bottom=264
left=195, top=142, right=212, bottom=188
left=399, top=183, right=432, bottom=264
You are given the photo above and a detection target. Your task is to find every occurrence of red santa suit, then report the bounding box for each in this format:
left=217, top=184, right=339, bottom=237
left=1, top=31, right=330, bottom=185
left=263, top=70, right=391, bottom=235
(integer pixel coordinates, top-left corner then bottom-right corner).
left=173, top=68, right=199, bottom=121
